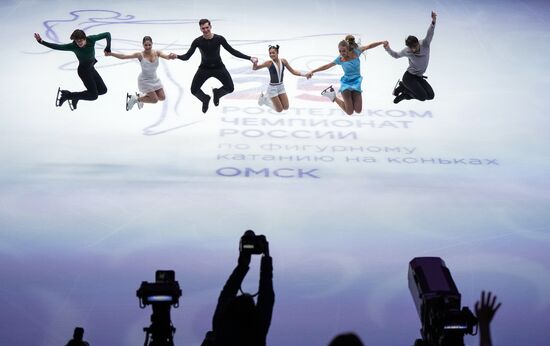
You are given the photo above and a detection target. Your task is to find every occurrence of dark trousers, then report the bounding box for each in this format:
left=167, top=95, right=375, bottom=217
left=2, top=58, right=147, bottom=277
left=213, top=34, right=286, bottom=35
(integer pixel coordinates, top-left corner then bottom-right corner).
left=70, top=60, right=107, bottom=101
left=190, top=66, right=234, bottom=102
left=402, top=71, right=434, bottom=101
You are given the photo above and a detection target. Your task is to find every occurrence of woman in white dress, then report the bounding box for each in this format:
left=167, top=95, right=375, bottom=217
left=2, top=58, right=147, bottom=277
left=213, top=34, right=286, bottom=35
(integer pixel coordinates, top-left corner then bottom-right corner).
left=106, top=36, right=175, bottom=110
left=252, top=44, right=305, bottom=112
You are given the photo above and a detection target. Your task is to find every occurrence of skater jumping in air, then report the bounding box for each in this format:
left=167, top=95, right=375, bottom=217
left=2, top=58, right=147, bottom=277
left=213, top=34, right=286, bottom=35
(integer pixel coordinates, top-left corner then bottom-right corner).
left=306, top=35, right=385, bottom=115
left=169, top=19, right=258, bottom=113
left=383, top=11, right=437, bottom=104
left=252, top=44, right=305, bottom=113
left=34, top=29, right=111, bottom=110
left=105, top=36, right=175, bottom=111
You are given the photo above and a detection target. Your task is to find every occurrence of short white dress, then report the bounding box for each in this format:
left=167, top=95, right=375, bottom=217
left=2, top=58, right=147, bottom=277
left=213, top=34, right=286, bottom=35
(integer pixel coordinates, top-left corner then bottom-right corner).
left=138, top=52, right=163, bottom=94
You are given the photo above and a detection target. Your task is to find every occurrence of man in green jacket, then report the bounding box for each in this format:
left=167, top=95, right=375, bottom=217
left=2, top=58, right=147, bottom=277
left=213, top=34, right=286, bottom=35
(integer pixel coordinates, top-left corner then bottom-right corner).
left=34, top=29, right=111, bottom=110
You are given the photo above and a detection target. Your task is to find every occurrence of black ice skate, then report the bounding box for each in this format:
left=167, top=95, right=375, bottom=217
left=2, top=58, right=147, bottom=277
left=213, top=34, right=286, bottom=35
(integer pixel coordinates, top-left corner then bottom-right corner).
left=55, top=87, right=70, bottom=107
left=392, top=79, right=403, bottom=96
left=68, top=98, right=78, bottom=111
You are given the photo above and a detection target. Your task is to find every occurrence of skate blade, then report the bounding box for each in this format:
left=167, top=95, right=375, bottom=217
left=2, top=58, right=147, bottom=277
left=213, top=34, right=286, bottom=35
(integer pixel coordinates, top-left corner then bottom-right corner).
left=321, top=85, right=334, bottom=93
left=68, top=99, right=75, bottom=111
left=392, top=79, right=401, bottom=96
left=55, top=87, right=62, bottom=107
left=126, top=93, right=131, bottom=111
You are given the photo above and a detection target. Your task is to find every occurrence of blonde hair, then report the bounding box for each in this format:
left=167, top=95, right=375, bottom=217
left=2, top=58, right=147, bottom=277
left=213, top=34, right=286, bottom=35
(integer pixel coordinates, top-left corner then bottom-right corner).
left=339, top=34, right=358, bottom=50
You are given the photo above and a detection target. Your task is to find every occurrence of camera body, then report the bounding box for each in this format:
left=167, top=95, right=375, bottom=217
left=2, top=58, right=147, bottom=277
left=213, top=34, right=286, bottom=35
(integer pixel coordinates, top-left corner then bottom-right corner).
left=239, top=230, right=268, bottom=255
left=408, top=257, right=477, bottom=346
left=137, top=270, right=182, bottom=307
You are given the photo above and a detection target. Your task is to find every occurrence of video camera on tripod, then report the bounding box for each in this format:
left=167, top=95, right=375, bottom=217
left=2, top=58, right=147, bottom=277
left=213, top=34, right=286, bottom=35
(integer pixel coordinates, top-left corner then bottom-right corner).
left=137, top=270, right=182, bottom=346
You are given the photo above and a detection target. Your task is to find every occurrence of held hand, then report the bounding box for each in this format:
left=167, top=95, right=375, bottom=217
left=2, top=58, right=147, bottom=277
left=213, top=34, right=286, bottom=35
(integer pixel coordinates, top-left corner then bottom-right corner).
left=431, top=11, right=437, bottom=23
left=250, top=57, right=258, bottom=64
left=475, top=291, right=501, bottom=326
left=383, top=40, right=389, bottom=49
left=34, top=33, right=42, bottom=43
left=168, top=53, right=177, bottom=59
left=305, top=71, right=313, bottom=79
left=103, top=48, right=111, bottom=54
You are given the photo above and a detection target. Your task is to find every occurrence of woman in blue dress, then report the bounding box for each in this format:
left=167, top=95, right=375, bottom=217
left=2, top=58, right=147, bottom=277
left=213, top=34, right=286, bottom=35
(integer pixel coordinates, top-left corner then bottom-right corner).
left=306, top=35, right=385, bottom=115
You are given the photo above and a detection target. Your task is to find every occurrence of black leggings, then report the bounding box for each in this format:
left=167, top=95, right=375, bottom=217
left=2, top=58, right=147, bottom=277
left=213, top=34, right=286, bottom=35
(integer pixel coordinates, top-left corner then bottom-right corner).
left=190, top=66, right=234, bottom=102
left=402, top=71, right=434, bottom=101
left=69, top=60, right=107, bottom=101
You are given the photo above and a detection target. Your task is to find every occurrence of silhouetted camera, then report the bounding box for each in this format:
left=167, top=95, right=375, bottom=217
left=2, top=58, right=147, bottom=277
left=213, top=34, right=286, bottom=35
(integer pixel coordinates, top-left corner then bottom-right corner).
left=408, top=257, right=477, bottom=346
left=137, top=270, right=182, bottom=346
left=239, top=230, right=267, bottom=255
left=137, top=270, right=182, bottom=307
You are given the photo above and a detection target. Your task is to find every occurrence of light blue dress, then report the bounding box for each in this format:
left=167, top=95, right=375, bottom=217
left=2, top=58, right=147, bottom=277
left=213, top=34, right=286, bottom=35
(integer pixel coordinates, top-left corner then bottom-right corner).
left=333, top=48, right=363, bottom=93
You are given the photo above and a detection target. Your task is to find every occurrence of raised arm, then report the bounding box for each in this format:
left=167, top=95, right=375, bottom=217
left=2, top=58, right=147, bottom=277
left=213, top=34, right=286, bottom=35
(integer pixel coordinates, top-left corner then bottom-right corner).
left=212, top=253, right=250, bottom=330
left=105, top=51, right=141, bottom=59
left=177, top=39, right=198, bottom=61
left=475, top=291, right=501, bottom=346
left=87, top=32, right=111, bottom=52
left=34, top=33, right=74, bottom=51
left=305, top=62, right=336, bottom=79
left=157, top=50, right=175, bottom=60
left=383, top=41, right=407, bottom=59
left=256, top=254, right=275, bottom=341
left=253, top=60, right=272, bottom=70
left=424, top=11, right=437, bottom=45
left=282, top=59, right=305, bottom=77
left=360, top=41, right=386, bottom=52
left=219, top=35, right=254, bottom=62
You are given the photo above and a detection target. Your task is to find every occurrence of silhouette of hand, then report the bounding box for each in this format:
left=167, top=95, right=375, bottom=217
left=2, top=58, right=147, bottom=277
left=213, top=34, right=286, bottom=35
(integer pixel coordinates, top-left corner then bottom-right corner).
left=475, top=291, right=501, bottom=326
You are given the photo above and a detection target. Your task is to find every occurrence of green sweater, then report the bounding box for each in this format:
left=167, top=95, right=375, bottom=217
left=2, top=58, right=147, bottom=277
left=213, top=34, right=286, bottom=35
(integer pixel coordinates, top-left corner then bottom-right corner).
left=39, top=32, right=111, bottom=62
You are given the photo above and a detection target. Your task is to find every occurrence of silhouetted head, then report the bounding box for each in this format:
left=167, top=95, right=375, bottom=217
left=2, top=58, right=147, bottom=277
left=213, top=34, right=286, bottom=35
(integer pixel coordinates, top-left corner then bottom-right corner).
left=329, top=332, right=365, bottom=346
left=218, top=294, right=257, bottom=345
left=227, top=294, right=256, bottom=321
left=70, top=29, right=86, bottom=48
left=405, top=35, right=420, bottom=53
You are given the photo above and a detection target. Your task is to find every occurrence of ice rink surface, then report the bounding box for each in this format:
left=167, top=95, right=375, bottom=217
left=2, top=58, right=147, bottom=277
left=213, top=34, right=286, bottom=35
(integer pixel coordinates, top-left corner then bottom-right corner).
left=1, top=0, right=549, bottom=345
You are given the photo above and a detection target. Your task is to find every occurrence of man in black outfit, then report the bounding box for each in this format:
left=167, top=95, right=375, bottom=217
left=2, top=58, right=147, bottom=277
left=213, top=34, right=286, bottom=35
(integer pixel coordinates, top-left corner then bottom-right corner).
left=202, top=231, right=275, bottom=346
left=174, top=19, right=257, bottom=113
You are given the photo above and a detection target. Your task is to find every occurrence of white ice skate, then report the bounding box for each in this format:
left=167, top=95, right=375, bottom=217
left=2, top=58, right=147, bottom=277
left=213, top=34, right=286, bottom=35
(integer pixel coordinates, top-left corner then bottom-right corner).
left=126, top=92, right=139, bottom=111
left=321, top=86, right=336, bottom=102
left=137, top=93, right=144, bottom=110
left=258, top=92, right=267, bottom=107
